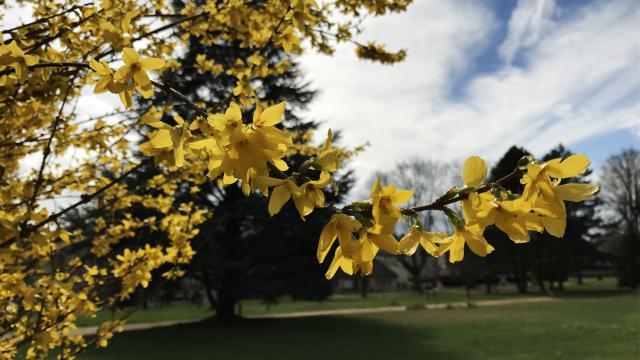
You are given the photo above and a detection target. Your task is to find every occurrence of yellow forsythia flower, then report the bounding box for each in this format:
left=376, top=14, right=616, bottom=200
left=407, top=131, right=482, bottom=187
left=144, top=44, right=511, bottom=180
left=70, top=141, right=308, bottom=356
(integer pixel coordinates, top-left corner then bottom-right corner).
left=437, top=224, right=494, bottom=263
left=369, top=178, right=413, bottom=235
left=462, top=155, right=488, bottom=188
left=317, top=213, right=361, bottom=262
left=522, top=154, right=599, bottom=237
left=398, top=225, right=447, bottom=256
left=0, top=41, right=39, bottom=82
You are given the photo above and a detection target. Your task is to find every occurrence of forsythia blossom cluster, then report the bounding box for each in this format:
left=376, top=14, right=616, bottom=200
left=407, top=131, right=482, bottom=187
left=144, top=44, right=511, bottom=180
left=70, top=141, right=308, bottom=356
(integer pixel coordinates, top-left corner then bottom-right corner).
left=139, top=98, right=345, bottom=221
left=89, top=48, right=165, bottom=108
left=318, top=154, right=598, bottom=279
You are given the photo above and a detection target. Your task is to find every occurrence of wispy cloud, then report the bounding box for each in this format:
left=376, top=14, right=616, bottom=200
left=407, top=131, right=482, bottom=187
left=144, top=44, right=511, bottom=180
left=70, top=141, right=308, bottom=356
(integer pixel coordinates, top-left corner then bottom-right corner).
left=498, top=0, right=556, bottom=64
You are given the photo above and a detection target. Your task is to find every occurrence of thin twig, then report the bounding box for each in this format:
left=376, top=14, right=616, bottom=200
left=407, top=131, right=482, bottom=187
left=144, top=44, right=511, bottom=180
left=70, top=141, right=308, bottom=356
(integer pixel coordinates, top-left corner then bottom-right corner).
left=1, top=3, right=92, bottom=34
left=150, top=80, right=209, bottom=118
left=400, top=168, right=524, bottom=214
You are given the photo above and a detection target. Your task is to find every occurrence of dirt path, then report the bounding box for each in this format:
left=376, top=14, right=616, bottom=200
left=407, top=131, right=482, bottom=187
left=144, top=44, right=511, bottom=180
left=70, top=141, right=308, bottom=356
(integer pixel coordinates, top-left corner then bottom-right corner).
left=70, top=295, right=622, bottom=336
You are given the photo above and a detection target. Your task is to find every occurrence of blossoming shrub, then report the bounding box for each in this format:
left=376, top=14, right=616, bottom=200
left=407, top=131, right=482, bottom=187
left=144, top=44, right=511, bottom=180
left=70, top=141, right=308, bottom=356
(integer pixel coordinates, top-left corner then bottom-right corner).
left=0, top=0, right=596, bottom=359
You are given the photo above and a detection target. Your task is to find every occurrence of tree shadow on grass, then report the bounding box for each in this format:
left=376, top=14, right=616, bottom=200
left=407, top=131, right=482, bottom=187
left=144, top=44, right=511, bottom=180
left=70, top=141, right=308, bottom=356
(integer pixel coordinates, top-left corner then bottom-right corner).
left=80, top=314, right=463, bottom=360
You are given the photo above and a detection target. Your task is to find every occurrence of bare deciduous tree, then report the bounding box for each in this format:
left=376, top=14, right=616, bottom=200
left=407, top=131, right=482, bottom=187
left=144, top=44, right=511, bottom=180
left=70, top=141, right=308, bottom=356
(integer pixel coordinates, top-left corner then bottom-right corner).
left=375, top=158, right=456, bottom=292
left=601, top=148, right=640, bottom=287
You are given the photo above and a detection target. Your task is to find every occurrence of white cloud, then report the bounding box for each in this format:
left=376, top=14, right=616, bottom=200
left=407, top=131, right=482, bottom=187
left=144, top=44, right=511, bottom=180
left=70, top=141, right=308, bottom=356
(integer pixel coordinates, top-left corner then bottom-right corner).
left=498, top=0, right=556, bottom=64
left=300, top=0, right=640, bottom=199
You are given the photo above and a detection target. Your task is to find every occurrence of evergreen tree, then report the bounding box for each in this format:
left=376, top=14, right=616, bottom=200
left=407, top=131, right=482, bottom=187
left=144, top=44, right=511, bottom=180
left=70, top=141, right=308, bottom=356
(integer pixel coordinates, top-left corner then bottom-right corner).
left=538, top=145, right=603, bottom=291
left=140, top=7, right=353, bottom=322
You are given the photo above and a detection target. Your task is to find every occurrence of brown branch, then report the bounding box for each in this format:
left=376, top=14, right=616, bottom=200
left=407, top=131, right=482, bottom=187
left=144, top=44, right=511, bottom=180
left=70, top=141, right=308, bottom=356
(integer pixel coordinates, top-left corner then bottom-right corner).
left=150, top=80, right=209, bottom=118
left=400, top=168, right=524, bottom=215
left=0, top=62, right=90, bottom=78
left=1, top=3, right=92, bottom=34
left=26, top=79, right=74, bottom=213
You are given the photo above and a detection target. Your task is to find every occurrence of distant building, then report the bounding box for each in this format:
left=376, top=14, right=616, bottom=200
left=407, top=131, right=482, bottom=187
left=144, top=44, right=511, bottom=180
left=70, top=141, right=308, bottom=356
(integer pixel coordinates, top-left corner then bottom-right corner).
left=331, top=253, right=457, bottom=293
left=331, top=258, right=398, bottom=292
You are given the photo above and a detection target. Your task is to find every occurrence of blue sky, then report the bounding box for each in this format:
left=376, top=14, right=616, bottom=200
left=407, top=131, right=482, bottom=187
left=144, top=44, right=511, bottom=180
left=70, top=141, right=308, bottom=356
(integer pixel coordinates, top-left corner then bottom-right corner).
left=300, top=0, right=639, bottom=196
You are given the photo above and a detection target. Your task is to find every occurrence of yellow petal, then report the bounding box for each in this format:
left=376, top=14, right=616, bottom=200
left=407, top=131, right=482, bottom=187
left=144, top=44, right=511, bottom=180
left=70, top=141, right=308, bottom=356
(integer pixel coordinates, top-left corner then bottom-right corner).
left=133, top=68, right=151, bottom=86
left=149, top=130, right=173, bottom=148
left=546, top=154, right=590, bottom=179
left=118, top=90, right=133, bottom=108
left=271, top=159, right=289, bottom=171
left=257, top=102, right=285, bottom=126
left=495, top=217, right=530, bottom=243
left=447, top=235, right=465, bottom=263
left=24, top=55, right=39, bottom=66
left=139, top=57, right=165, bottom=70
left=399, top=230, right=420, bottom=255
left=420, top=232, right=447, bottom=256
left=139, top=141, right=154, bottom=156
left=94, top=77, right=111, bottom=94
left=542, top=216, right=566, bottom=238
left=226, top=102, right=242, bottom=120
left=392, top=189, right=413, bottom=205
left=173, top=115, right=185, bottom=126
left=317, top=222, right=337, bottom=263
left=173, top=145, right=185, bottom=167
left=292, top=192, right=314, bottom=218
left=122, top=47, right=139, bottom=64
left=208, top=114, right=229, bottom=132
left=114, top=66, right=130, bottom=82
left=523, top=213, right=544, bottom=233
left=268, top=184, right=291, bottom=216
left=7, top=41, right=24, bottom=56
left=223, top=173, right=237, bottom=185
left=463, top=155, right=487, bottom=187
left=369, top=234, right=399, bottom=254
left=370, top=178, right=382, bottom=198
left=325, top=247, right=352, bottom=279
left=555, top=183, right=599, bottom=202
left=309, top=171, right=331, bottom=188
left=88, top=58, right=107, bottom=74
left=359, top=235, right=379, bottom=262
left=189, top=139, right=217, bottom=150
left=464, top=228, right=493, bottom=257
left=137, top=84, right=154, bottom=98
left=256, top=176, right=286, bottom=187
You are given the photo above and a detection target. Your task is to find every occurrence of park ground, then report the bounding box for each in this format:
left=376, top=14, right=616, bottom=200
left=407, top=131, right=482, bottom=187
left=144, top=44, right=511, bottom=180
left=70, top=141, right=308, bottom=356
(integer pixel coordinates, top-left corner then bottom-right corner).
left=74, top=278, right=638, bottom=360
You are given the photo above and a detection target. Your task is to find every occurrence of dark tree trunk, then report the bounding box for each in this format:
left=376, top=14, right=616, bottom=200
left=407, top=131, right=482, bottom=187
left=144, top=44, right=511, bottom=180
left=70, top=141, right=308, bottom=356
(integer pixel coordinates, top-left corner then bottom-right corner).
left=359, top=277, right=369, bottom=298
left=399, top=255, right=426, bottom=293
left=201, top=276, right=240, bottom=324
left=537, top=278, right=547, bottom=293
left=204, top=284, right=216, bottom=311
left=485, top=263, right=493, bottom=295
left=411, top=274, right=422, bottom=293
left=514, top=247, right=528, bottom=294
left=213, top=297, right=240, bottom=323
left=516, top=279, right=528, bottom=294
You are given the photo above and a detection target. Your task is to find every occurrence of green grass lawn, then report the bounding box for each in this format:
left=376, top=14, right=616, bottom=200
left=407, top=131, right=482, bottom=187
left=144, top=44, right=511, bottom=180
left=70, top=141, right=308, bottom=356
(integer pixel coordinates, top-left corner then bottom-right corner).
left=76, top=296, right=640, bottom=360
left=76, top=276, right=628, bottom=327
